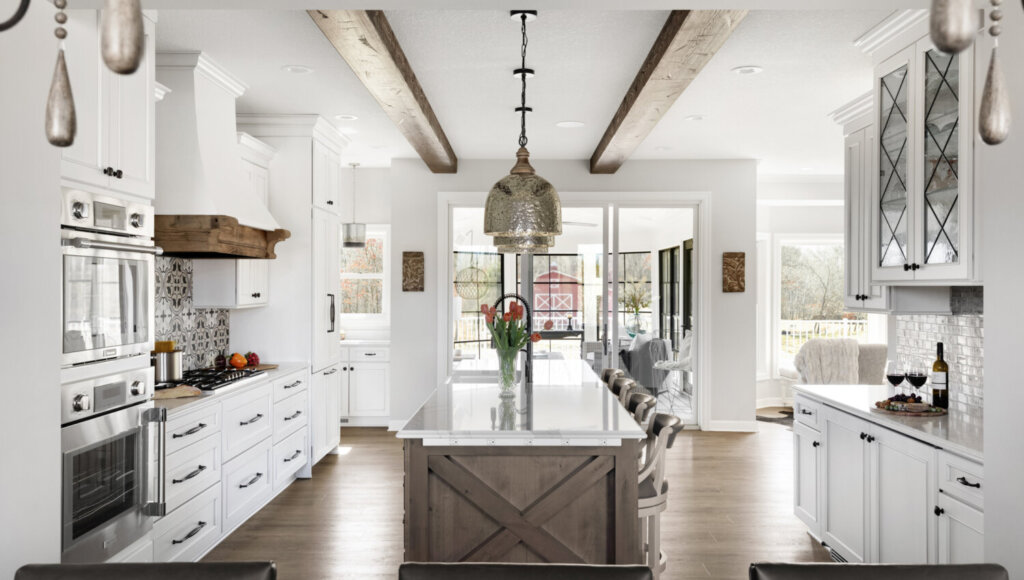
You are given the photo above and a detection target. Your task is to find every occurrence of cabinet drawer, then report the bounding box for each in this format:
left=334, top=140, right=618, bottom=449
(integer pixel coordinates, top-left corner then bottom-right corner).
left=350, top=347, right=389, bottom=362
left=223, top=437, right=274, bottom=533
left=153, top=484, right=221, bottom=563
left=272, top=370, right=308, bottom=403
left=938, top=451, right=984, bottom=510
left=794, top=395, right=821, bottom=429
left=108, top=536, right=153, bottom=563
left=165, top=404, right=221, bottom=456
left=273, top=428, right=308, bottom=491
left=165, top=433, right=222, bottom=515
left=222, top=384, right=273, bottom=461
left=273, top=389, right=309, bottom=442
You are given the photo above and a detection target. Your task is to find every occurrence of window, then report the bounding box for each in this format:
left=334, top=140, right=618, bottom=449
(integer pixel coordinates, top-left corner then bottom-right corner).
left=453, top=251, right=503, bottom=359
left=614, top=252, right=652, bottom=336
left=340, top=226, right=389, bottom=321
left=658, top=246, right=680, bottom=345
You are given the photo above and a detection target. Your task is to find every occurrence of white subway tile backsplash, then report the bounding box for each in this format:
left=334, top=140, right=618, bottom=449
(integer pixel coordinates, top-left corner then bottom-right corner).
left=895, top=308, right=983, bottom=416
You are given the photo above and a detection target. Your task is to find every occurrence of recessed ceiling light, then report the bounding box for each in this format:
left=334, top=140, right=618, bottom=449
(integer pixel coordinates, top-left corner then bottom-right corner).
left=732, top=65, right=763, bottom=75
left=655, top=146, right=672, bottom=152
left=555, top=121, right=585, bottom=128
left=335, top=114, right=359, bottom=121
left=281, top=64, right=314, bottom=74
left=684, top=114, right=705, bottom=122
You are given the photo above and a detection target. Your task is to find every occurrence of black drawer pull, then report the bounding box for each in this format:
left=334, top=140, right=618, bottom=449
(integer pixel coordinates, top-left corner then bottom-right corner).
left=171, top=521, right=207, bottom=545
left=172, top=423, right=207, bottom=439
left=239, top=413, right=264, bottom=426
left=364, top=352, right=377, bottom=356
left=171, top=465, right=207, bottom=484
left=284, top=449, right=302, bottom=463
left=284, top=380, right=302, bottom=389
left=800, top=409, right=813, bottom=415
left=283, top=410, right=302, bottom=421
left=239, top=472, right=263, bottom=489
left=957, top=476, right=981, bottom=488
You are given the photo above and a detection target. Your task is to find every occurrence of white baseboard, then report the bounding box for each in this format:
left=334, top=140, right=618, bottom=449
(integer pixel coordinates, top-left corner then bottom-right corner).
left=756, top=397, right=794, bottom=409
left=387, top=419, right=407, bottom=432
left=705, top=420, right=760, bottom=432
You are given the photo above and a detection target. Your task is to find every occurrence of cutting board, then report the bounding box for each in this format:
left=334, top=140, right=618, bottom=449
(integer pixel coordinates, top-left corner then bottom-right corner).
left=250, top=363, right=279, bottom=371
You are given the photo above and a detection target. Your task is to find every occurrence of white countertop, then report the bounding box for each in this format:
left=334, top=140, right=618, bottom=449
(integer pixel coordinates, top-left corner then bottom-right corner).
left=155, top=362, right=309, bottom=416
left=794, top=384, right=983, bottom=462
left=399, top=359, right=646, bottom=446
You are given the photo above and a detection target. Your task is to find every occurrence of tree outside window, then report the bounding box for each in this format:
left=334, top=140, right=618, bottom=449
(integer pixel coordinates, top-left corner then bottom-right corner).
left=340, top=229, right=388, bottom=319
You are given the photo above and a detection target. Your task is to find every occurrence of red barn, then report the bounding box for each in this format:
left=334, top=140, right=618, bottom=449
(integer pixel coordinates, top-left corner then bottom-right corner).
left=532, top=262, right=581, bottom=330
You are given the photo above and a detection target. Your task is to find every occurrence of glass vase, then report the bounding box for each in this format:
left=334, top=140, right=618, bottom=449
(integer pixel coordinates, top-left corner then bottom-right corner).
left=497, top=348, right=518, bottom=394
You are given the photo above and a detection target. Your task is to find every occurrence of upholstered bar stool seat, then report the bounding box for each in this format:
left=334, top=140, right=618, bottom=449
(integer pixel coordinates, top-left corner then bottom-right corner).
left=602, top=368, right=625, bottom=385
left=611, top=377, right=637, bottom=406
left=627, top=392, right=657, bottom=424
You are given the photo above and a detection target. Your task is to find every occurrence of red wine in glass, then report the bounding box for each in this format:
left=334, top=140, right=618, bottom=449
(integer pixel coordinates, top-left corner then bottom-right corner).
left=887, top=372, right=906, bottom=388
left=906, top=372, right=928, bottom=390
left=885, top=360, right=905, bottom=389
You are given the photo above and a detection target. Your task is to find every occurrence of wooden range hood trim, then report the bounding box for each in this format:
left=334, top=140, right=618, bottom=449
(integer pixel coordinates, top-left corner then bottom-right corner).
left=155, top=215, right=290, bottom=259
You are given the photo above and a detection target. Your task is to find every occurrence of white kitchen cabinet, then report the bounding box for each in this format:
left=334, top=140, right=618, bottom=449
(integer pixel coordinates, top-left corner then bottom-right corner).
left=312, top=208, right=342, bottom=371
left=192, top=259, right=270, bottom=309
left=793, top=420, right=822, bottom=540
left=871, top=35, right=977, bottom=284
left=843, top=119, right=890, bottom=311
left=347, top=362, right=391, bottom=418
left=312, top=140, right=341, bottom=212
left=61, top=10, right=156, bottom=199
left=821, top=407, right=870, bottom=563
left=869, top=425, right=937, bottom=564
left=937, top=493, right=985, bottom=564
left=311, top=364, right=342, bottom=464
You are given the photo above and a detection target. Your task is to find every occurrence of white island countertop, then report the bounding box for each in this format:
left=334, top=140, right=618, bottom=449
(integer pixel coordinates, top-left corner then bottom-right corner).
left=398, top=359, right=646, bottom=446
left=794, top=384, right=983, bottom=462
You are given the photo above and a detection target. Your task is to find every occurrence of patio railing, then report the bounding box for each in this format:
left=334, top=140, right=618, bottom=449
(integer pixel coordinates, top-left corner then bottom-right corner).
left=779, top=319, right=868, bottom=358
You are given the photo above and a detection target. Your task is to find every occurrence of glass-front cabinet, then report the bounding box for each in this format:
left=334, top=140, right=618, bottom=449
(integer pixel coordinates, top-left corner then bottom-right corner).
left=871, top=36, right=975, bottom=283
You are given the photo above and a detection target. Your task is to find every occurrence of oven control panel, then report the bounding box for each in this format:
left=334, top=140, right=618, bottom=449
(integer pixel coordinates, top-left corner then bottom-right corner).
left=61, top=367, right=154, bottom=425
left=61, top=188, right=154, bottom=238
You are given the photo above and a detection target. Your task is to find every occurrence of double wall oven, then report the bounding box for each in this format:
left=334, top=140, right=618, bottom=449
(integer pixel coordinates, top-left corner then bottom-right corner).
left=61, top=189, right=161, bottom=368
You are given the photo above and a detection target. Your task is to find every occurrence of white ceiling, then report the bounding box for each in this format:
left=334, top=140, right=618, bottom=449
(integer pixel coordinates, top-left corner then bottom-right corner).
left=155, top=9, right=889, bottom=174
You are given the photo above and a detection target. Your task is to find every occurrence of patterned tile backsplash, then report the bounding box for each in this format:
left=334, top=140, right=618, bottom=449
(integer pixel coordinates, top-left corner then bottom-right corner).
left=894, top=288, right=984, bottom=415
left=155, top=257, right=230, bottom=371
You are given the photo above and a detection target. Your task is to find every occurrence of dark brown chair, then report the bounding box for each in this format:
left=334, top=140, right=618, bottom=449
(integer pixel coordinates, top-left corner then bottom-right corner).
left=610, top=376, right=637, bottom=406
left=15, top=562, right=276, bottom=580
left=627, top=392, right=657, bottom=423
left=602, top=367, right=625, bottom=385
left=638, top=413, right=684, bottom=580
left=749, top=563, right=1008, bottom=580
left=400, top=562, right=653, bottom=580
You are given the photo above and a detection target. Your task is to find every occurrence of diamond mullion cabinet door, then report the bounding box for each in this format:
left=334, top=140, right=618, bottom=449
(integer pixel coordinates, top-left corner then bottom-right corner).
left=867, top=425, right=938, bottom=564
left=107, top=15, right=156, bottom=199
left=871, top=45, right=917, bottom=283
left=60, top=10, right=109, bottom=189
left=937, top=493, right=985, bottom=564
left=911, top=37, right=974, bottom=282
left=793, top=420, right=823, bottom=540
left=821, top=407, right=870, bottom=563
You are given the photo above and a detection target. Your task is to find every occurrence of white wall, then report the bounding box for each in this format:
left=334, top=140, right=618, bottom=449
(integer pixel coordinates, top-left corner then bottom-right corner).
left=977, top=7, right=1024, bottom=576
left=390, top=158, right=757, bottom=431
left=0, top=4, right=64, bottom=576
left=339, top=166, right=391, bottom=224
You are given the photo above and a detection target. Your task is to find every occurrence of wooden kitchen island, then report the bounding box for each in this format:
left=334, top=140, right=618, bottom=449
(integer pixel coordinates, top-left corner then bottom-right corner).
left=397, top=359, right=646, bottom=564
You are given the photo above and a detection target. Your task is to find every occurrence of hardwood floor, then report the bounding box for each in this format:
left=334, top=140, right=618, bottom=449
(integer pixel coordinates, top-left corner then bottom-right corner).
left=204, top=424, right=829, bottom=579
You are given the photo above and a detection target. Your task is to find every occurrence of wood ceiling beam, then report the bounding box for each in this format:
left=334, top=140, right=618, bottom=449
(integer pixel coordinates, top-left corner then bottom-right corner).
left=589, top=10, right=747, bottom=174
left=309, top=10, right=457, bottom=173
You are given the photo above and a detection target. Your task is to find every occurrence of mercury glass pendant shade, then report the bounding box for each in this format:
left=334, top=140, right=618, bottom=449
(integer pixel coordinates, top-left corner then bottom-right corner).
left=484, top=147, right=562, bottom=254
left=100, top=0, right=145, bottom=74
left=342, top=222, right=366, bottom=248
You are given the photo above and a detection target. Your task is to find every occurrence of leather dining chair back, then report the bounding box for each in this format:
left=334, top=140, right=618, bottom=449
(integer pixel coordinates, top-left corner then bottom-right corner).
left=748, top=563, right=1008, bottom=580
left=16, top=563, right=277, bottom=580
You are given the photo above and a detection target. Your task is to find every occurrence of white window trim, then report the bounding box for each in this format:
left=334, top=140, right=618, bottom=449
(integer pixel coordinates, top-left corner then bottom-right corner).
left=340, top=224, right=390, bottom=327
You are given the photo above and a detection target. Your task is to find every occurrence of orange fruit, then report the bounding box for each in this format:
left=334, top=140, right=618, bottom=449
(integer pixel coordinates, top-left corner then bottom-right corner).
left=229, top=353, right=247, bottom=369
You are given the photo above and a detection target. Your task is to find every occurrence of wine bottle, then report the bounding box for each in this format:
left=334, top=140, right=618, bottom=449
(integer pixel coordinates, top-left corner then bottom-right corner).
left=932, top=342, right=949, bottom=409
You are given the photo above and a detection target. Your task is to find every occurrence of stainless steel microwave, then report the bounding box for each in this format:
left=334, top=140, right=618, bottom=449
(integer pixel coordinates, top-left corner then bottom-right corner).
left=60, top=189, right=162, bottom=368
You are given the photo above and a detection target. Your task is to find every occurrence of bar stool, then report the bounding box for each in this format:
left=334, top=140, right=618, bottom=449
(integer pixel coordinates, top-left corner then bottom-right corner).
left=610, top=376, right=637, bottom=406
left=601, top=367, right=624, bottom=385
left=638, top=413, right=683, bottom=580
left=627, top=392, right=657, bottom=424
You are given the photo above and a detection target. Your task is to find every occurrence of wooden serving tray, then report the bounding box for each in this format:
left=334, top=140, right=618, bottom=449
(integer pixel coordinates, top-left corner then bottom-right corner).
left=873, top=402, right=947, bottom=417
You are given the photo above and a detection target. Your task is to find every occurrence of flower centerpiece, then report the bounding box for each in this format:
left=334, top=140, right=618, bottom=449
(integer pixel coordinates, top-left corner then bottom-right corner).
left=482, top=302, right=552, bottom=393
left=619, top=281, right=651, bottom=337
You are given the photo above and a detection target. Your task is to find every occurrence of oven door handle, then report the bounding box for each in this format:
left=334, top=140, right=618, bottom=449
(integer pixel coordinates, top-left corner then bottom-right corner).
left=142, top=407, right=167, bottom=517
left=67, top=237, right=164, bottom=256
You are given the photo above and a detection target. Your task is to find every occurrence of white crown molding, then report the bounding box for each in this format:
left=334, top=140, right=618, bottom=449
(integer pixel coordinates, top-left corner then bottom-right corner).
left=236, top=114, right=350, bottom=151
left=829, top=91, right=873, bottom=126
left=757, top=199, right=844, bottom=207
left=153, top=81, right=171, bottom=102
left=237, top=132, right=278, bottom=167
left=156, top=51, right=248, bottom=98
left=854, top=9, right=928, bottom=56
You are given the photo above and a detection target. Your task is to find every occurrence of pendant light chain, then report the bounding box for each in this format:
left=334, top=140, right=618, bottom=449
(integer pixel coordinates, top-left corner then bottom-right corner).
left=518, top=13, right=529, bottom=148
left=350, top=162, right=358, bottom=222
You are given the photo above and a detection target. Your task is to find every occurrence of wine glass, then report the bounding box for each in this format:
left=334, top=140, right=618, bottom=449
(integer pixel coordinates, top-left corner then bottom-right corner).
left=906, top=368, right=928, bottom=396
left=885, top=360, right=906, bottom=393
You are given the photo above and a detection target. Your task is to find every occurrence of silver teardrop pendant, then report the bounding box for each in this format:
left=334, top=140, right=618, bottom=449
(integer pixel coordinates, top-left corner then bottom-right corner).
left=101, top=0, right=143, bottom=74
left=45, top=49, right=77, bottom=147
left=930, top=0, right=977, bottom=54
left=979, top=47, right=1011, bottom=145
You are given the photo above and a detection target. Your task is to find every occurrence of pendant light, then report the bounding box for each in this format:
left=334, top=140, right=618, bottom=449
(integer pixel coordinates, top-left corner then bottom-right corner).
left=343, top=162, right=366, bottom=248
left=484, top=10, right=561, bottom=254
left=929, top=0, right=977, bottom=54
left=979, top=0, right=1011, bottom=145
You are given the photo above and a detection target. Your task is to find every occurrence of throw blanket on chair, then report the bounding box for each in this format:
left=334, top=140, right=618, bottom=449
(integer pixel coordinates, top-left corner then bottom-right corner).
left=793, top=338, right=859, bottom=384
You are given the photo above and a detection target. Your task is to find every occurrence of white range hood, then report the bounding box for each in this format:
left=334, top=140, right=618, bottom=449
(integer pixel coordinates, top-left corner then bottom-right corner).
left=154, top=52, right=288, bottom=258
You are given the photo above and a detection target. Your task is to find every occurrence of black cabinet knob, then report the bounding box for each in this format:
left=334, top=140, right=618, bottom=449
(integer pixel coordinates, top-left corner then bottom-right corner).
left=114, top=169, right=123, bottom=179
left=866, top=435, right=876, bottom=443
left=103, top=166, right=112, bottom=175
left=912, top=263, right=920, bottom=270
left=934, top=506, right=945, bottom=516
left=860, top=432, right=868, bottom=440
left=903, top=264, right=912, bottom=271
left=812, top=441, right=820, bottom=448
left=326, top=200, right=334, bottom=205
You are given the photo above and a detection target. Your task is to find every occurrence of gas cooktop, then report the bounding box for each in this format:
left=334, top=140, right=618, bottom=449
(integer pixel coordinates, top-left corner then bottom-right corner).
left=156, top=367, right=266, bottom=391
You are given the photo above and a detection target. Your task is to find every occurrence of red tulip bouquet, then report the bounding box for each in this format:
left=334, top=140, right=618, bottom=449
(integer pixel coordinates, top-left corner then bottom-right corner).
left=481, top=302, right=551, bottom=391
